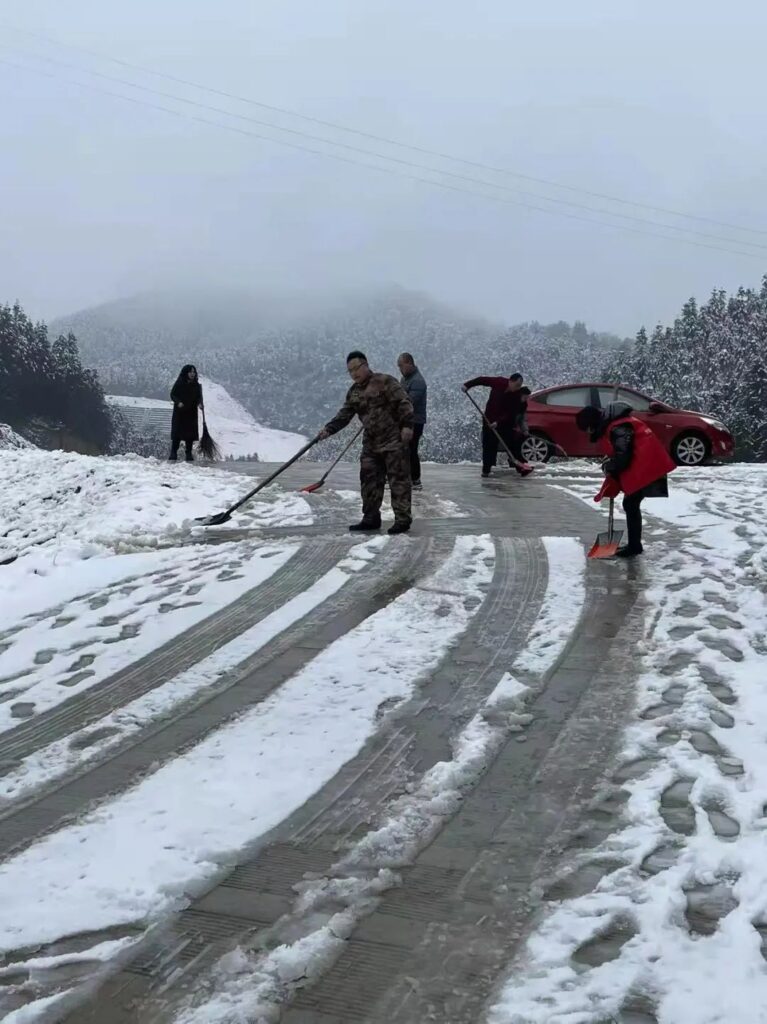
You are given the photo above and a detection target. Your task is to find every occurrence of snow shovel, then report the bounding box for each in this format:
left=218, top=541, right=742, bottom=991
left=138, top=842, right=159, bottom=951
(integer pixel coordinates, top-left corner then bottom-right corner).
left=587, top=497, right=624, bottom=559
left=197, top=435, right=321, bottom=526
left=300, top=426, right=363, bottom=493
left=464, top=390, right=533, bottom=472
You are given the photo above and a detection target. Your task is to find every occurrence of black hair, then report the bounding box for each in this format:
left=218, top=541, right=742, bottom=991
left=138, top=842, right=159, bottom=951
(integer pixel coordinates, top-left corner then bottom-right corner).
left=346, top=350, right=368, bottom=364
left=520, top=386, right=531, bottom=396
left=509, top=372, right=523, bottom=382
left=173, top=364, right=198, bottom=390
left=399, top=352, right=415, bottom=364
left=575, top=406, right=602, bottom=433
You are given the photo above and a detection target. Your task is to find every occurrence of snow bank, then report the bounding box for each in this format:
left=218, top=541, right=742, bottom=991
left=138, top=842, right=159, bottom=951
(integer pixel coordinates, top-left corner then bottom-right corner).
left=0, top=448, right=311, bottom=572
left=0, top=423, right=34, bottom=450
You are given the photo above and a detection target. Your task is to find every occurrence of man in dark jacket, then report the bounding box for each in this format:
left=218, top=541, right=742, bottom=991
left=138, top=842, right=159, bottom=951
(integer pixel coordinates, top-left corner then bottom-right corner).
left=462, top=372, right=527, bottom=477
left=397, top=353, right=427, bottom=490
left=320, top=351, right=415, bottom=534
left=576, top=402, right=676, bottom=558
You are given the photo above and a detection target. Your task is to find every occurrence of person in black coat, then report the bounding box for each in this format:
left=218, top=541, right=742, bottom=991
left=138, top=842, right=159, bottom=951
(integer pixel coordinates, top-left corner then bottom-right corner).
left=170, top=364, right=204, bottom=461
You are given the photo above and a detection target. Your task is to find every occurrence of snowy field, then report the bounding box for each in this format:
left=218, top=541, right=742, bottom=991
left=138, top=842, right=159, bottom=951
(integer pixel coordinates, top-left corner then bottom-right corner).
left=1, top=450, right=766, bottom=1024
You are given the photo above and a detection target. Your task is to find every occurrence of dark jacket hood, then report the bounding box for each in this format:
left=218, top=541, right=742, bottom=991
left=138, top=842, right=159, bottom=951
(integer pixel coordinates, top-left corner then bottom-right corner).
left=592, top=402, right=632, bottom=440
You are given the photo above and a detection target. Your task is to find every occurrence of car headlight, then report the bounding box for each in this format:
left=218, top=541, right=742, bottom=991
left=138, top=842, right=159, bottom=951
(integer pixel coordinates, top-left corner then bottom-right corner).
left=700, top=416, right=727, bottom=432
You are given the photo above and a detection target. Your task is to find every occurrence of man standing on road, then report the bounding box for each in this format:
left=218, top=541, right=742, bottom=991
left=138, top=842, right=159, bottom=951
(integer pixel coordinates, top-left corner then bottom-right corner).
left=319, top=351, right=415, bottom=534
left=462, top=372, right=529, bottom=478
left=397, top=352, right=427, bottom=491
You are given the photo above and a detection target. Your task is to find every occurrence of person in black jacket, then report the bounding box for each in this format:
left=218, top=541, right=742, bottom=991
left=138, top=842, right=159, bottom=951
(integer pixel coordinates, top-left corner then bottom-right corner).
left=397, top=353, right=427, bottom=489
left=170, top=364, right=204, bottom=462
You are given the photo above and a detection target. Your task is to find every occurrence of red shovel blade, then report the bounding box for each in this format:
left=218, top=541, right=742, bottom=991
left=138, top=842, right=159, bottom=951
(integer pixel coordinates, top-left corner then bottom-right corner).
left=299, top=480, right=325, bottom=493
left=587, top=528, right=624, bottom=559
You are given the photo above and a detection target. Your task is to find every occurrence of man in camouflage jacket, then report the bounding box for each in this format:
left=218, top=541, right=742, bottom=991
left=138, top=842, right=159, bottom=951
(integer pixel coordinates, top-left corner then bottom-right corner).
left=319, top=350, right=414, bottom=534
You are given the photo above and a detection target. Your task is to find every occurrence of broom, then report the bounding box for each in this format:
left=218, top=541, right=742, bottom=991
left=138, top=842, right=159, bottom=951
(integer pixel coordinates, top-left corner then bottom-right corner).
left=198, top=413, right=222, bottom=461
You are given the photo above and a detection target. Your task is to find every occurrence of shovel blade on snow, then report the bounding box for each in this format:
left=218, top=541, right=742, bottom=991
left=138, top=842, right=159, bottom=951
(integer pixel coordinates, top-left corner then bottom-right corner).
left=299, top=479, right=325, bottom=493
left=196, top=510, right=232, bottom=526
left=587, top=528, right=624, bottom=559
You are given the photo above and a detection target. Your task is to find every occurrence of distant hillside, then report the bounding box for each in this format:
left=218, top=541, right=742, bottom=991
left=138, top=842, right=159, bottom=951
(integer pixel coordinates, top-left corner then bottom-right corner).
left=54, top=287, right=626, bottom=462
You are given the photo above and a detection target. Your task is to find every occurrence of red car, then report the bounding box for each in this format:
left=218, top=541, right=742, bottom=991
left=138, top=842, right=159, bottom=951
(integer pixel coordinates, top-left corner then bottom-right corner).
left=521, top=383, right=734, bottom=466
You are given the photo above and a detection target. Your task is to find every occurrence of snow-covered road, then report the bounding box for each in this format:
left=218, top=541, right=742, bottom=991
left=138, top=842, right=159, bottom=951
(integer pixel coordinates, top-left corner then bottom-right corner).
left=1, top=451, right=766, bottom=1024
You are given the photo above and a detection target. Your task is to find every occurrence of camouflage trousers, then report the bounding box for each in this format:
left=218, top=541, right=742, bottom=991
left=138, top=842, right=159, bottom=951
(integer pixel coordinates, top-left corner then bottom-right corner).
left=360, top=445, right=412, bottom=524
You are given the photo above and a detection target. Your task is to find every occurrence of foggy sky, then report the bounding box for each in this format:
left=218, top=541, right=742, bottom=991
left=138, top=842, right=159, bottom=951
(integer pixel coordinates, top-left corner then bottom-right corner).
left=1, top=0, right=766, bottom=335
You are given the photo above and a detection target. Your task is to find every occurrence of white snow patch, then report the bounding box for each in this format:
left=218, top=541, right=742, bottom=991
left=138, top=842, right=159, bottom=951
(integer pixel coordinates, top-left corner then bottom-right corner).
left=0, top=449, right=311, bottom=571
left=0, top=423, right=34, bottom=450
left=514, top=536, right=585, bottom=676
left=0, top=541, right=297, bottom=739
left=0, top=535, right=492, bottom=958
left=0, top=538, right=386, bottom=807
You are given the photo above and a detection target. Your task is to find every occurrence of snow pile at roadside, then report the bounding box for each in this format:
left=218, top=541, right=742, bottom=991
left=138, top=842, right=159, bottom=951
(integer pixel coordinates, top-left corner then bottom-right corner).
left=489, top=467, right=767, bottom=1024
left=107, top=376, right=306, bottom=461
left=0, top=448, right=311, bottom=571
left=0, top=423, right=34, bottom=450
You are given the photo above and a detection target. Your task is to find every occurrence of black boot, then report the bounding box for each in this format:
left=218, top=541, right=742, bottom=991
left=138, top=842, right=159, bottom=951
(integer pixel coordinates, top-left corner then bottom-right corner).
left=615, top=544, right=643, bottom=558
left=387, top=520, right=411, bottom=535
left=349, top=518, right=381, bottom=532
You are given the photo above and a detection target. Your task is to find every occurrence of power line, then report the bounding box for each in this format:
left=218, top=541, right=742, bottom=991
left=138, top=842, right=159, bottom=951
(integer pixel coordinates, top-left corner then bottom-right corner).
left=1, top=54, right=764, bottom=263
left=4, top=43, right=767, bottom=256
left=3, top=19, right=766, bottom=239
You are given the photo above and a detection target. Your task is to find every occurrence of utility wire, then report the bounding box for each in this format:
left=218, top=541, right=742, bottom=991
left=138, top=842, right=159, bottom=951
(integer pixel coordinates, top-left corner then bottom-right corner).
left=3, top=19, right=766, bottom=239
left=4, top=43, right=767, bottom=255
left=1, top=54, right=764, bottom=262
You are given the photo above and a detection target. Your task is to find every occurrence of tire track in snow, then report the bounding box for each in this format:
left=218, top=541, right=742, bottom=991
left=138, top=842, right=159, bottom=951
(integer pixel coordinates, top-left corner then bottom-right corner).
left=0, top=536, right=492, bottom=1023
left=0, top=535, right=438, bottom=862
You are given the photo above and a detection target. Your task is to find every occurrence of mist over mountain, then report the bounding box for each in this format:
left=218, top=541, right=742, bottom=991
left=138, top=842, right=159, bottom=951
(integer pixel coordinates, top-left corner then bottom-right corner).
left=54, top=286, right=626, bottom=462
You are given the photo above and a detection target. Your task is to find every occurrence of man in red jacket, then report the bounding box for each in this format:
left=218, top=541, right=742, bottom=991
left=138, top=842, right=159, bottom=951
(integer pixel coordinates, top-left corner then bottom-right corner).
left=463, top=372, right=527, bottom=477
left=576, top=402, right=676, bottom=558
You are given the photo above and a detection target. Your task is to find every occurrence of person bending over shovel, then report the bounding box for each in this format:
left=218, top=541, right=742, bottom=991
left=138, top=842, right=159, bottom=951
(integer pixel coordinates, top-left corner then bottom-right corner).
left=462, top=372, right=530, bottom=477
left=575, top=402, right=676, bottom=558
left=318, top=351, right=415, bottom=534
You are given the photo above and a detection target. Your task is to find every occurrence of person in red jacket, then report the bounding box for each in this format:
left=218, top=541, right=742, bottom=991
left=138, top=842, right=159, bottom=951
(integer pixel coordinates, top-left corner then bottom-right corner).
left=463, top=372, right=527, bottom=477
left=576, top=402, right=676, bottom=558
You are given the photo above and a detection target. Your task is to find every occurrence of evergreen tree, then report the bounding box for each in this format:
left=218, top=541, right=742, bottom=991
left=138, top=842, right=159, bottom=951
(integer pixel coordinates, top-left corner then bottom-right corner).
left=0, top=303, right=113, bottom=452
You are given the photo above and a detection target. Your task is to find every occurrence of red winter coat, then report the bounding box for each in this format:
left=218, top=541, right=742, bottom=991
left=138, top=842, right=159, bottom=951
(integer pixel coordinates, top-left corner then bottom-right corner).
left=596, top=415, right=676, bottom=499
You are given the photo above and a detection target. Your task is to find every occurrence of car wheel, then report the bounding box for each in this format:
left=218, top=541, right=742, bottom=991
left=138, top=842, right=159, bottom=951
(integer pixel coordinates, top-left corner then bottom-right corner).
left=672, top=432, right=709, bottom=466
left=520, top=432, right=552, bottom=464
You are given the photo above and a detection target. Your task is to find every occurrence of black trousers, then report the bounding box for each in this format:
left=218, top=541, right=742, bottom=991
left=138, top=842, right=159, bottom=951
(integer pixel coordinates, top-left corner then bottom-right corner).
left=409, top=423, right=424, bottom=483
left=482, top=423, right=523, bottom=474
left=622, top=492, right=644, bottom=550
left=170, top=439, right=194, bottom=461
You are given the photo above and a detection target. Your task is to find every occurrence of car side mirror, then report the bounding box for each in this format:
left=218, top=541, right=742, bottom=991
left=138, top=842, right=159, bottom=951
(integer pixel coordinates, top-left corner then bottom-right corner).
left=648, top=402, right=663, bottom=414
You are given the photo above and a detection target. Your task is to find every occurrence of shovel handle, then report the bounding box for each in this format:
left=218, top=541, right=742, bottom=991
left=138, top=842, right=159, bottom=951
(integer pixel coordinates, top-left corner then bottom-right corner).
left=323, top=425, right=364, bottom=480
left=222, top=435, right=321, bottom=516
left=463, top=389, right=527, bottom=470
